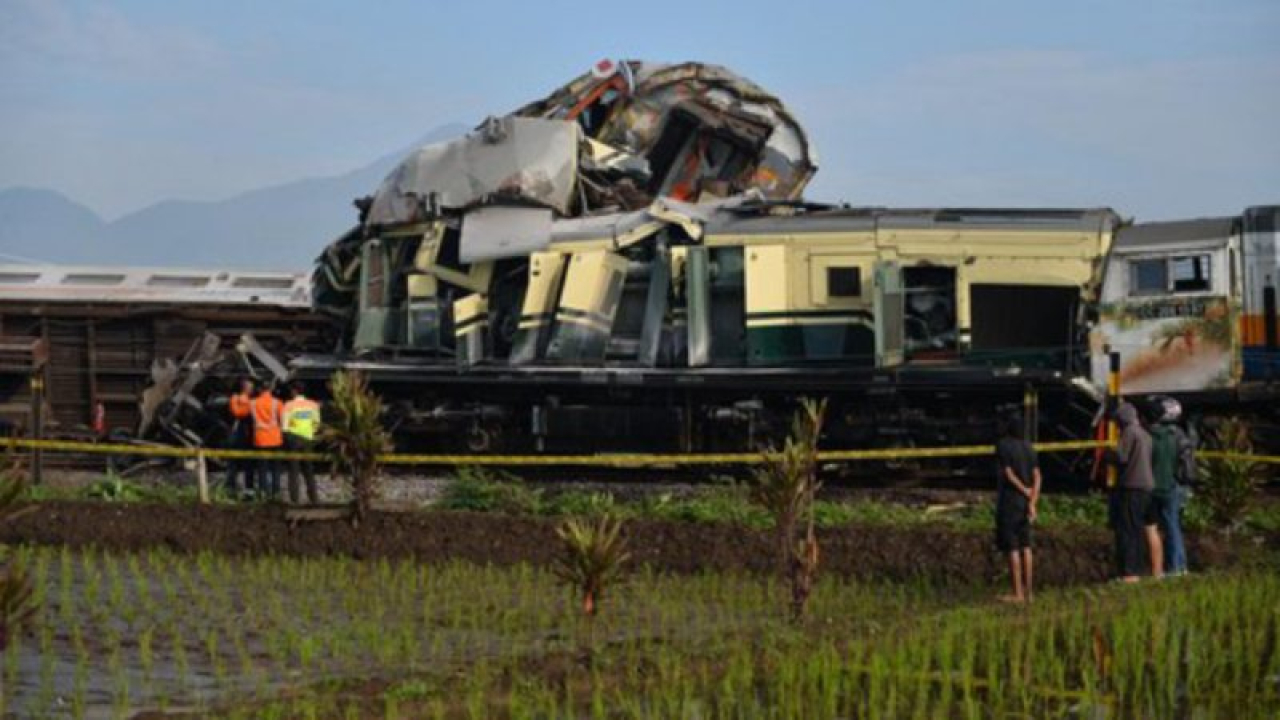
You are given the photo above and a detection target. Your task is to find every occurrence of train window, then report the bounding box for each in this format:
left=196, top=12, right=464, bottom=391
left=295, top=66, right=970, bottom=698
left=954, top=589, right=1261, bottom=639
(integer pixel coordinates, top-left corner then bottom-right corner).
left=1130, top=254, right=1213, bottom=296
left=1171, top=255, right=1211, bottom=293
left=1130, top=259, right=1167, bottom=295
left=827, top=267, right=861, bottom=297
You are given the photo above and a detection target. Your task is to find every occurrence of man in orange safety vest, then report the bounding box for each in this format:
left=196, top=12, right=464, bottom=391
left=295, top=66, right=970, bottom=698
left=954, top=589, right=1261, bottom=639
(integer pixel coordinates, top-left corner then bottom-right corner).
left=251, top=382, right=285, bottom=500
left=226, top=377, right=257, bottom=498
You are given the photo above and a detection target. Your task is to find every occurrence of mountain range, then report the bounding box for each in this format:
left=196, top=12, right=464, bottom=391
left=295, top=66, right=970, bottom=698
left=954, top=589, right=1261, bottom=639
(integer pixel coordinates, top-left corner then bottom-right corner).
left=0, top=123, right=467, bottom=271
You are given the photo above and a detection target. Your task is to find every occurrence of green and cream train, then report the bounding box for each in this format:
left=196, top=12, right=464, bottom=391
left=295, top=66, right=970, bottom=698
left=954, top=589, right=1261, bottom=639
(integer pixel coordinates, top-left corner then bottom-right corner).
left=301, top=199, right=1280, bottom=459
left=304, top=203, right=1046, bottom=454
left=297, top=61, right=1279, bottom=460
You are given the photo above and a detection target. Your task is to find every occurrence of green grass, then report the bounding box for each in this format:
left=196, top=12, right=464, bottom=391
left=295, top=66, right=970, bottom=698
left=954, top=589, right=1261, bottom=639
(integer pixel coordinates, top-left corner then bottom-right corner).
left=437, top=468, right=1121, bottom=531
left=7, top=545, right=1277, bottom=718
left=24, top=466, right=1280, bottom=537
left=26, top=474, right=239, bottom=505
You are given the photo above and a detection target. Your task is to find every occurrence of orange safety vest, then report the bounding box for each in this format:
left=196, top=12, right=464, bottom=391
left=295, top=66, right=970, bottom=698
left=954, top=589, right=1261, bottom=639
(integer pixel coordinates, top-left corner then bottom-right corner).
left=229, top=392, right=252, bottom=420
left=252, top=393, right=284, bottom=448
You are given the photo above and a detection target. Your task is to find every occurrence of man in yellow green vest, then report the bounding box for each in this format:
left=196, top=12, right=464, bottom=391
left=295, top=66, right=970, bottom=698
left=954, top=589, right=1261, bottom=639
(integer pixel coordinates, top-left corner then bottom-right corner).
left=283, top=382, right=322, bottom=505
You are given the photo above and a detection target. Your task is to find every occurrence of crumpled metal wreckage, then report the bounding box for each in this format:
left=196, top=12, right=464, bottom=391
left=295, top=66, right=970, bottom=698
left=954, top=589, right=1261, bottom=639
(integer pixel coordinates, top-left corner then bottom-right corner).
left=313, top=60, right=818, bottom=329
left=140, top=332, right=298, bottom=450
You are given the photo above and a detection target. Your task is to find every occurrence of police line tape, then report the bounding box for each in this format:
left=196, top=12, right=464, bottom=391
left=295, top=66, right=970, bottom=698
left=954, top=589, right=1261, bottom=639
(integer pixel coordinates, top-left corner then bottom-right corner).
left=4, top=436, right=1278, bottom=467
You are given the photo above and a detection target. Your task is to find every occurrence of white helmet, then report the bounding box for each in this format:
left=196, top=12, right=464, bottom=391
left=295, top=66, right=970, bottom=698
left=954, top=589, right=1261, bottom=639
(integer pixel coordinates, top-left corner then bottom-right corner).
left=1153, top=395, right=1182, bottom=423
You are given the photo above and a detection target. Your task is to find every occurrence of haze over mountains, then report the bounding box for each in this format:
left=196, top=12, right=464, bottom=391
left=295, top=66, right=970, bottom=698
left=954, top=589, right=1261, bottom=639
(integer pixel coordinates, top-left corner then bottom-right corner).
left=0, top=124, right=466, bottom=272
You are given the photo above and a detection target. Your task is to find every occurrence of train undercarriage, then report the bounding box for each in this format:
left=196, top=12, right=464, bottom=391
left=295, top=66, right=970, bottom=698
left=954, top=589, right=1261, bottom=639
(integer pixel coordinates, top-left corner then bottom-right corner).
left=291, top=354, right=1110, bottom=483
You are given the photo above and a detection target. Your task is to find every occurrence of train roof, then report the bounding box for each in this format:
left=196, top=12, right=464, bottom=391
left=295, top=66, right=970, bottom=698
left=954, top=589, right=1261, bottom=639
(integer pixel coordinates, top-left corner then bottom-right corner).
left=0, top=264, right=311, bottom=307
left=1113, top=216, right=1238, bottom=251
left=703, top=206, right=1120, bottom=236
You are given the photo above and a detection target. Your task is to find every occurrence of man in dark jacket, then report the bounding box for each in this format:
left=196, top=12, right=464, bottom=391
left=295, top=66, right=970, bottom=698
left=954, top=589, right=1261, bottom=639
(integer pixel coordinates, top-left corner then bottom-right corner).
left=1111, top=402, right=1155, bottom=582
left=1149, top=396, right=1194, bottom=575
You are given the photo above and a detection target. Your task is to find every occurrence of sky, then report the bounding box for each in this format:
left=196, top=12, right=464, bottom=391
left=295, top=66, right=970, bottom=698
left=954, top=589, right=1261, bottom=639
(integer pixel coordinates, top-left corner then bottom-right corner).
left=1, top=0, right=1277, bottom=221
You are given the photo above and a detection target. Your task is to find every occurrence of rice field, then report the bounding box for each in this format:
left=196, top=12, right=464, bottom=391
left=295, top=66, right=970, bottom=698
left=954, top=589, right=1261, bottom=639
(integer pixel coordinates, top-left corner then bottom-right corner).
left=5, top=545, right=1278, bottom=718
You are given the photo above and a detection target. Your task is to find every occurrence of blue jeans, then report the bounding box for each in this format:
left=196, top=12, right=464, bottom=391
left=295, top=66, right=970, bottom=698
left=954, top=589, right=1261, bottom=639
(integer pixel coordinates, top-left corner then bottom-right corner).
left=256, top=452, right=281, bottom=499
left=1155, top=486, right=1188, bottom=573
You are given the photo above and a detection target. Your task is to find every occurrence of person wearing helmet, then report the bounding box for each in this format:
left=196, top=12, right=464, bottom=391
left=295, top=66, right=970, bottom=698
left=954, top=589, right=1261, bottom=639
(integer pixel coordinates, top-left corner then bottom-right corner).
left=1148, top=395, right=1194, bottom=575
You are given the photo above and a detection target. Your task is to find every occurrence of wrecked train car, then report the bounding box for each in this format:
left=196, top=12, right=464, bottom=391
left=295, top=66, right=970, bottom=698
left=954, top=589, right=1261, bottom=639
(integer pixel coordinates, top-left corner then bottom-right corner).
left=312, top=60, right=817, bottom=340
left=0, top=265, right=329, bottom=447
left=299, top=60, right=1123, bottom=457
left=298, top=203, right=1118, bottom=454
left=510, top=59, right=816, bottom=206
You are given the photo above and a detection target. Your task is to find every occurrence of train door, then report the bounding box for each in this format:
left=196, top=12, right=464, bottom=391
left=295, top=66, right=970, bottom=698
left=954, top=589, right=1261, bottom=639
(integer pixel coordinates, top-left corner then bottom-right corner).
left=873, top=261, right=904, bottom=367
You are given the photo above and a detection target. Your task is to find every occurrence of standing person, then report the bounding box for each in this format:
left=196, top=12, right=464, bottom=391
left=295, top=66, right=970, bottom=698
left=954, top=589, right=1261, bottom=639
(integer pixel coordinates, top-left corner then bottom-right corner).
left=995, top=413, right=1041, bottom=603
left=1149, top=396, right=1193, bottom=576
left=282, top=382, right=322, bottom=505
left=251, top=382, right=285, bottom=501
left=226, top=378, right=257, bottom=499
left=1110, top=402, right=1154, bottom=582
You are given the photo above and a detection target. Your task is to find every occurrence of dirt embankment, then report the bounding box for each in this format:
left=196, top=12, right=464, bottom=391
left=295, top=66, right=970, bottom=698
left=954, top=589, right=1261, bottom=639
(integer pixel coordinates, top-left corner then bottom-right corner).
left=2, top=501, right=1242, bottom=588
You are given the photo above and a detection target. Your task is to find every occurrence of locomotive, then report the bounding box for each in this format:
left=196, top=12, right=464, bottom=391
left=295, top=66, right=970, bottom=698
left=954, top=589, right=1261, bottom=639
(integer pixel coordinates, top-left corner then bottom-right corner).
left=1091, top=208, right=1280, bottom=447
left=295, top=60, right=1280, bottom=465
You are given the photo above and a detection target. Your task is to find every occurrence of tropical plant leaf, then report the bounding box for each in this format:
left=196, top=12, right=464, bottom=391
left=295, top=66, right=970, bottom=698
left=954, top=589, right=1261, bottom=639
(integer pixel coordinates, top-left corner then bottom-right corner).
left=750, top=398, right=826, bottom=621
left=1198, top=416, right=1261, bottom=531
left=553, top=515, right=630, bottom=616
left=0, top=468, right=36, bottom=650
left=319, top=371, right=392, bottom=522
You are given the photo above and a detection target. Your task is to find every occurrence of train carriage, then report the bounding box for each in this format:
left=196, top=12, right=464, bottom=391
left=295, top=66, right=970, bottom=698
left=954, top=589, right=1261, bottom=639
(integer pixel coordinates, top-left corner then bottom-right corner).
left=297, top=203, right=1119, bottom=460
left=1090, top=206, right=1280, bottom=402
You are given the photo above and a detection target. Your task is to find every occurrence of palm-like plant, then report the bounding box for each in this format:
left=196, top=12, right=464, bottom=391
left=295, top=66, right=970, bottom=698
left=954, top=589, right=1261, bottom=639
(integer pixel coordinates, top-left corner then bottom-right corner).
left=319, top=371, right=392, bottom=524
left=751, top=398, right=827, bottom=621
left=553, top=515, right=630, bottom=617
left=0, top=470, right=35, bottom=651
left=1199, top=416, right=1261, bottom=532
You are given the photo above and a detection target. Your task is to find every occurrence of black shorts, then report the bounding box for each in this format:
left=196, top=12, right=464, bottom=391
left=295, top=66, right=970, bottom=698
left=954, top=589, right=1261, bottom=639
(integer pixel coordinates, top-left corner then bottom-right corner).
left=995, top=498, right=1032, bottom=552
left=1145, top=494, right=1165, bottom=525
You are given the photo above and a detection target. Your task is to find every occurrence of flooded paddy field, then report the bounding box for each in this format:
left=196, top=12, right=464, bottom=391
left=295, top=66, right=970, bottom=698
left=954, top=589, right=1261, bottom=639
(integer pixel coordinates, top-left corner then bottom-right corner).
left=2, top=503, right=1277, bottom=718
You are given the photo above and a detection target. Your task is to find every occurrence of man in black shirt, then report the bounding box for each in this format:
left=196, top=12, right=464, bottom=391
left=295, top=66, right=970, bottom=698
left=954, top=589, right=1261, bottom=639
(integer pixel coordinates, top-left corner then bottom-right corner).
left=995, top=414, right=1041, bottom=603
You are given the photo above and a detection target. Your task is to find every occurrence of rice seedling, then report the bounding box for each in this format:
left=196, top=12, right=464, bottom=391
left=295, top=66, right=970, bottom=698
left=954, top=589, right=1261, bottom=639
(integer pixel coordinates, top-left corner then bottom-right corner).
left=4, top=529, right=1276, bottom=718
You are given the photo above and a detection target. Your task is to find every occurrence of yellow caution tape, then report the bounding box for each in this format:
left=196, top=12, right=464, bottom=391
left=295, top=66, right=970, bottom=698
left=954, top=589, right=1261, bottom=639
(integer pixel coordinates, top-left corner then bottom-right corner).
left=2, top=435, right=1111, bottom=466
left=1198, top=450, right=1280, bottom=465
left=5, top=435, right=1277, bottom=467
left=4, top=438, right=323, bottom=462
